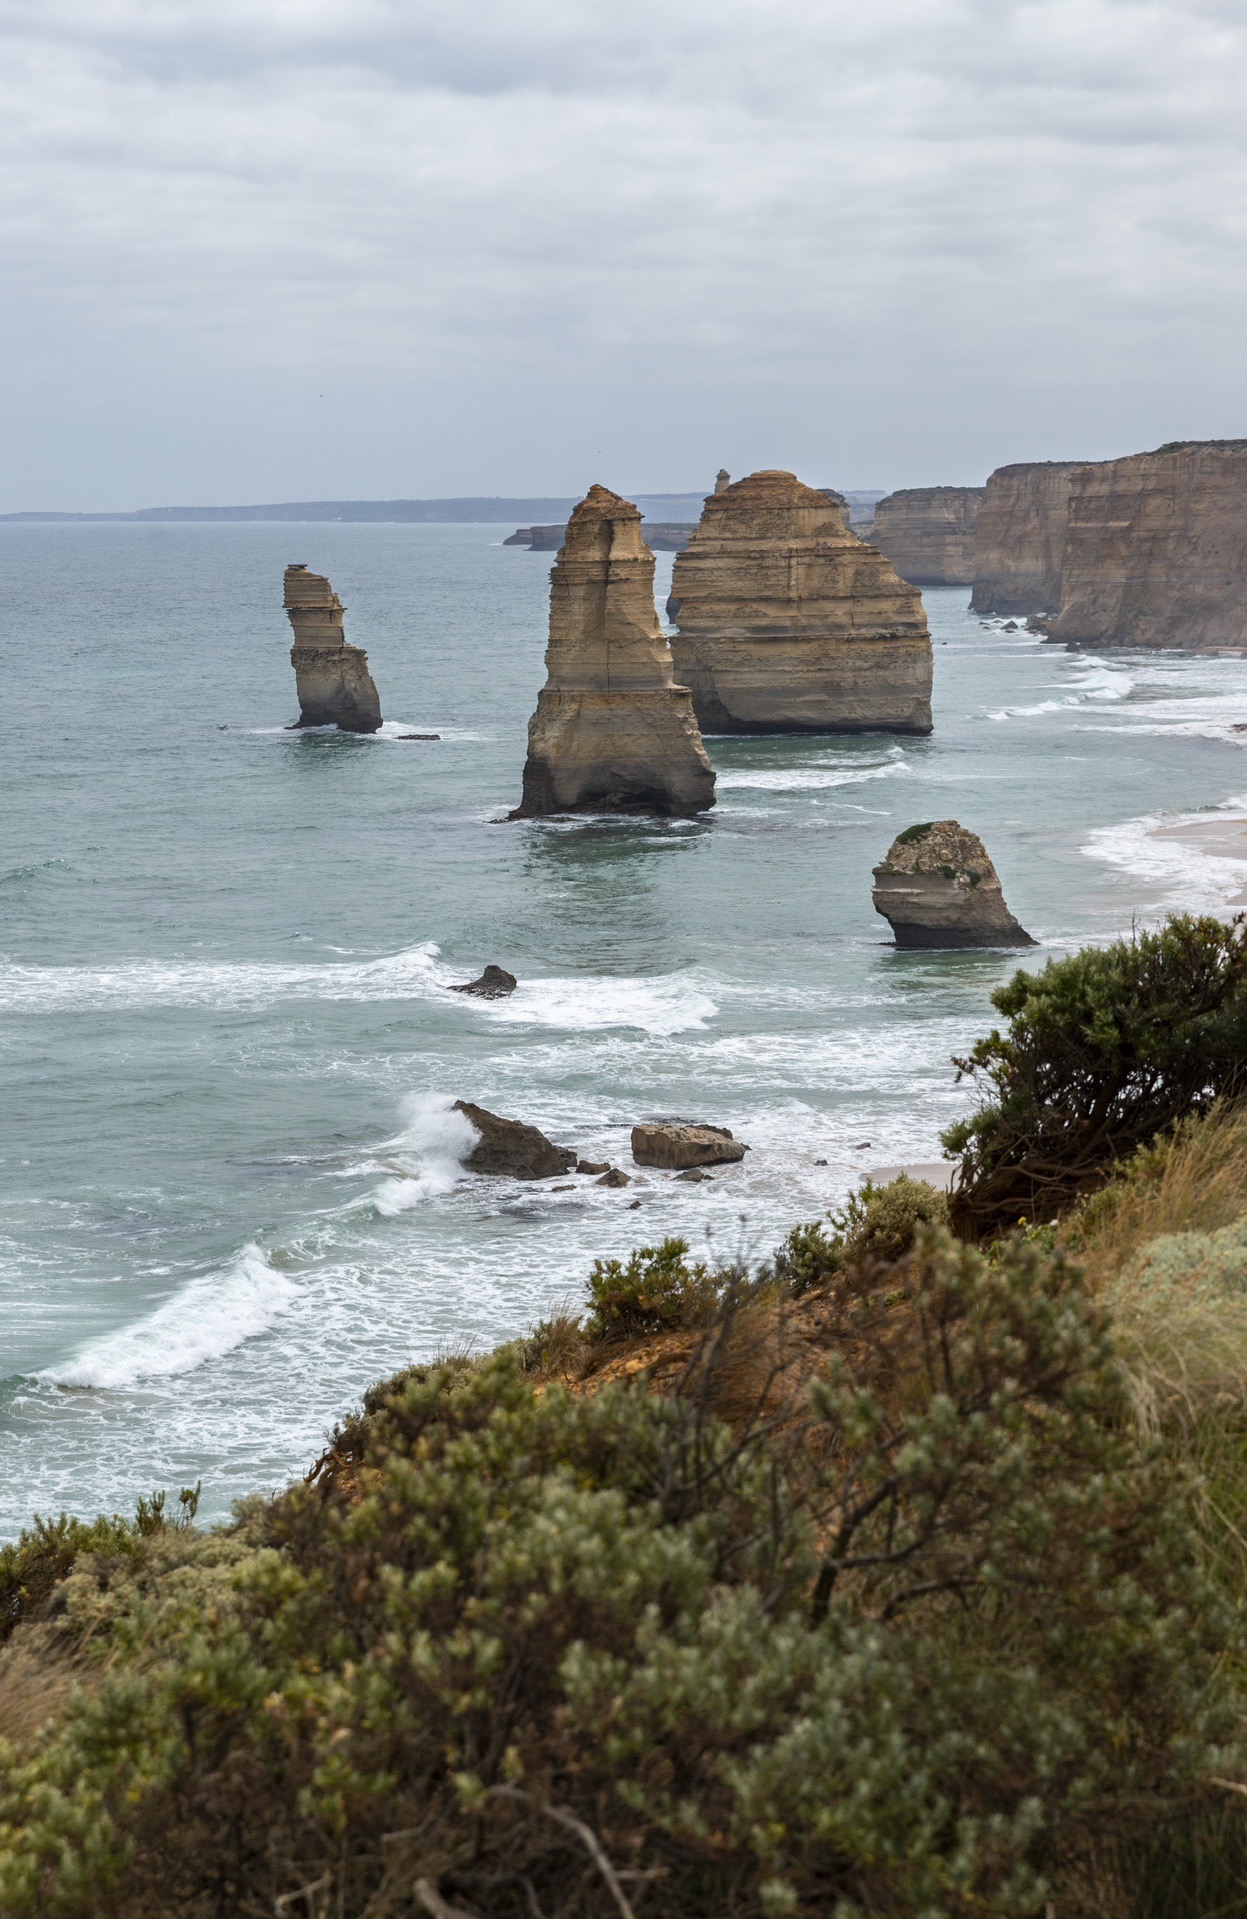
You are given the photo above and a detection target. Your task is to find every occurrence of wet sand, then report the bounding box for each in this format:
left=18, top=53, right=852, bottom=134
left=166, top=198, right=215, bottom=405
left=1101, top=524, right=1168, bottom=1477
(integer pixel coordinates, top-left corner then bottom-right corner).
left=1150, top=818, right=1247, bottom=905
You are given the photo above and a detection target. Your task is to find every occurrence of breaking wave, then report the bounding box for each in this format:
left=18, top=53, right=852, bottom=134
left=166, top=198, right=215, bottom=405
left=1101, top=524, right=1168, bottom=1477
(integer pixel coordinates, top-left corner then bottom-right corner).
left=43, top=1244, right=297, bottom=1389
left=0, top=942, right=447, bottom=1014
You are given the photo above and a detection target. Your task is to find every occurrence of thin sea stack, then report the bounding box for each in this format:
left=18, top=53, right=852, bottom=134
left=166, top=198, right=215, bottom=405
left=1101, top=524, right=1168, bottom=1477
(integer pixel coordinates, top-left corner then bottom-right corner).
left=283, top=564, right=382, bottom=732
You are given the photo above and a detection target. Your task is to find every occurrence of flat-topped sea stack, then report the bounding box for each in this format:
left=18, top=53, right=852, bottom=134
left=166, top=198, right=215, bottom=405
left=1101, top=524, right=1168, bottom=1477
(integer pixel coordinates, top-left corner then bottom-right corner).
left=1050, top=441, right=1247, bottom=650
left=970, top=463, right=1088, bottom=617
left=872, top=820, right=1034, bottom=948
left=667, top=471, right=932, bottom=735
left=513, top=486, right=715, bottom=818
left=871, top=486, right=985, bottom=586
left=283, top=564, right=382, bottom=732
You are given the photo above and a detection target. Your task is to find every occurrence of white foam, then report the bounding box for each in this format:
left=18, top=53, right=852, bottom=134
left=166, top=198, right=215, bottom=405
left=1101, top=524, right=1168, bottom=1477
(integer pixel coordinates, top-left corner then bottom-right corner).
left=986, top=661, right=1134, bottom=721
left=715, top=757, right=909, bottom=793
left=370, top=1093, right=478, bottom=1214
left=484, top=974, right=717, bottom=1035
left=44, top=1244, right=296, bottom=1389
left=0, top=941, right=448, bottom=1014
left=1084, top=796, right=1247, bottom=914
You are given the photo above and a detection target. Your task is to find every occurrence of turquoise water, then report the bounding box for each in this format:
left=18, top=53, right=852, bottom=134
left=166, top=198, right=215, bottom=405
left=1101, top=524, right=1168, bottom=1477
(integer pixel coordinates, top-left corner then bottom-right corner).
left=4, top=521, right=1247, bottom=1536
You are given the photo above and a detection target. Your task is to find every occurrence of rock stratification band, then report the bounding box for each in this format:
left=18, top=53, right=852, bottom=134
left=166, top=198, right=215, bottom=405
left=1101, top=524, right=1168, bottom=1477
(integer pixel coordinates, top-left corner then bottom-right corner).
left=667, top=470, right=933, bottom=735
left=513, top=485, right=716, bottom=818
left=970, top=463, right=1084, bottom=618
left=1050, top=441, right=1247, bottom=650
left=870, top=486, right=984, bottom=587
left=284, top=563, right=383, bottom=732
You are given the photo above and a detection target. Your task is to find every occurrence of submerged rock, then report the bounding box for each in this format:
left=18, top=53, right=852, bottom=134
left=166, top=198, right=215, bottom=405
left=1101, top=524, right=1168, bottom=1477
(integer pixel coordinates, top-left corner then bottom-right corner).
left=596, top=1168, right=631, bottom=1187
left=871, top=486, right=984, bottom=587
left=452, top=1100, right=576, bottom=1179
left=872, top=821, right=1034, bottom=949
left=513, top=485, right=715, bottom=819
left=283, top=564, right=382, bottom=733
left=667, top=471, right=932, bottom=735
left=631, top=1122, right=748, bottom=1169
left=449, top=965, right=517, bottom=999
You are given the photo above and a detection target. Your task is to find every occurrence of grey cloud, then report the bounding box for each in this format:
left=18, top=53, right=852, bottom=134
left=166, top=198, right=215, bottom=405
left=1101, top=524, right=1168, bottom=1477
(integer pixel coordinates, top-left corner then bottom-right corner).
left=1, top=0, right=1246, bottom=508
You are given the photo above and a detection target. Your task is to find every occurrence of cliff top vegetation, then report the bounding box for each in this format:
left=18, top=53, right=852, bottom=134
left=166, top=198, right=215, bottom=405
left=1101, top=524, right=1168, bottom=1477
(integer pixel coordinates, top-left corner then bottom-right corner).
left=6, top=914, right=1247, bottom=1919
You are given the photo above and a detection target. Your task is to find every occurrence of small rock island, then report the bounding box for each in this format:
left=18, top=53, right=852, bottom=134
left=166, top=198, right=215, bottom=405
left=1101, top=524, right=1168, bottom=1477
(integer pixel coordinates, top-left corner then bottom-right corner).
left=513, top=485, right=715, bottom=818
left=284, top=563, right=382, bottom=733
left=872, top=821, right=1034, bottom=948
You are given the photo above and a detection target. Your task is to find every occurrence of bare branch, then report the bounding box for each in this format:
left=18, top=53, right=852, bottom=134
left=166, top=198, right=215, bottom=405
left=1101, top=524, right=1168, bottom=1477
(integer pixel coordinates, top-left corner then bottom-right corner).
left=275, top=1874, right=331, bottom=1918
left=486, top=1786, right=637, bottom=1919
left=414, top=1879, right=479, bottom=1919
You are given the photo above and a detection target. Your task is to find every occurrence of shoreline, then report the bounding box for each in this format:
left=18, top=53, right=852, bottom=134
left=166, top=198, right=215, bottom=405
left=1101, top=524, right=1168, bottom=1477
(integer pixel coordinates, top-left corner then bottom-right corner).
left=1149, top=816, right=1247, bottom=905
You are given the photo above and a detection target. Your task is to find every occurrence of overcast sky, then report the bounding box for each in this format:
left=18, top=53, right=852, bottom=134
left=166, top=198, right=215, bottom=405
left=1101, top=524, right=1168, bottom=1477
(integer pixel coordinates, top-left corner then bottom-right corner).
left=1, top=0, right=1245, bottom=509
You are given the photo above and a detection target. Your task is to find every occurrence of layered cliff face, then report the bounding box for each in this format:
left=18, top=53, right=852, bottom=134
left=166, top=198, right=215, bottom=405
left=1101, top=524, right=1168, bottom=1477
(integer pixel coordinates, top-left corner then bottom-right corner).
left=514, top=486, right=715, bottom=818
left=667, top=470, right=932, bottom=735
left=283, top=564, right=382, bottom=732
left=1050, top=441, right=1247, bottom=650
left=872, top=820, right=1034, bottom=948
left=970, top=464, right=1087, bottom=616
left=871, top=487, right=984, bottom=586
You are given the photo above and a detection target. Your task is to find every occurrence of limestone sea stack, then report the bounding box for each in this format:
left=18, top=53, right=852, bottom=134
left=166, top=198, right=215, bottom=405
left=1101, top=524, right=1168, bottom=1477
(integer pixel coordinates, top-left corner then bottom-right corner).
left=513, top=485, right=715, bottom=818
left=871, top=487, right=985, bottom=587
left=970, top=464, right=1088, bottom=617
left=284, top=564, right=382, bottom=732
left=872, top=821, right=1034, bottom=948
left=667, top=471, right=932, bottom=735
left=1050, top=441, right=1247, bottom=650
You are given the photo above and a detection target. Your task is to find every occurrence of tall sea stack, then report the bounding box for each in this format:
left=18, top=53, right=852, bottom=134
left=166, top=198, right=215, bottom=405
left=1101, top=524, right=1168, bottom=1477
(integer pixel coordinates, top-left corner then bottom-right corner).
left=1050, top=441, right=1247, bottom=649
left=514, top=486, right=715, bottom=818
left=970, top=463, right=1087, bottom=617
left=667, top=471, right=932, bottom=735
left=284, top=565, right=382, bottom=732
left=871, top=486, right=984, bottom=586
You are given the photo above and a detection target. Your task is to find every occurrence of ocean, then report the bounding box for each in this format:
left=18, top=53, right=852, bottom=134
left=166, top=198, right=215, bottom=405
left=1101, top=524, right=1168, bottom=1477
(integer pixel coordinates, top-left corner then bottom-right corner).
left=3, top=519, right=1247, bottom=1538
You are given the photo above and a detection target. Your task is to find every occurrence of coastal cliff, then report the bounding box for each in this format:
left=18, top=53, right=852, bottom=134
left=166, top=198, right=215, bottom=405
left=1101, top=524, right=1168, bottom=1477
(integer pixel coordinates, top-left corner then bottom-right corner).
left=970, top=463, right=1087, bottom=616
left=514, top=485, right=715, bottom=817
left=283, top=564, right=382, bottom=732
left=871, top=487, right=984, bottom=586
left=1050, top=440, right=1247, bottom=650
left=667, top=470, right=932, bottom=735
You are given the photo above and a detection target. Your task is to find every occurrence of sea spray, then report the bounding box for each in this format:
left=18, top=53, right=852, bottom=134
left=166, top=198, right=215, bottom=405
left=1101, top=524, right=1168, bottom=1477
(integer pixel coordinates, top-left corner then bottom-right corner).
left=370, top=1094, right=480, bottom=1216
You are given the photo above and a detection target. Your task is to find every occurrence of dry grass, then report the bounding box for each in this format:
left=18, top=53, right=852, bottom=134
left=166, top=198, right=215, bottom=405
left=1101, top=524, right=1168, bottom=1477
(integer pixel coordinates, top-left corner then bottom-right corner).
left=0, top=1635, right=81, bottom=1756
left=1067, top=1104, right=1247, bottom=1436
left=1070, top=1102, right=1247, bottom=1292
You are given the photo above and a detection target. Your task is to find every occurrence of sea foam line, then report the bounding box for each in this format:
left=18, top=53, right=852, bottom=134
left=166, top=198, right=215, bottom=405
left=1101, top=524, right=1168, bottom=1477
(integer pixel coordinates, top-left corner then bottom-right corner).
left=0, top=941, right=446, bottom=1013
left=1084, top=796, right=1247, bottom=914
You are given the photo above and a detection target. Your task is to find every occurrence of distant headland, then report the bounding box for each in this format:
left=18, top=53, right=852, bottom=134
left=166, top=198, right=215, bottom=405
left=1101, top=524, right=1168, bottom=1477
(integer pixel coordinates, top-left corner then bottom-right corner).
left=0, top=493, right=711, bottom=525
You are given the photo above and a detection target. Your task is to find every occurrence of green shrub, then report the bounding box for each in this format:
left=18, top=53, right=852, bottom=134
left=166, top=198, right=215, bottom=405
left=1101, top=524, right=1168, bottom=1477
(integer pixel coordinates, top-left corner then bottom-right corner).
left=945, top=913, right=1247, bottom=1236
left=771, top=1176, right=950, bottom=1296
left=585, top=1235, right=725, bottom=1335
left=0, top=1485, right=199, bottom=1645
left=0, top=1234, right=1235, bottom=1919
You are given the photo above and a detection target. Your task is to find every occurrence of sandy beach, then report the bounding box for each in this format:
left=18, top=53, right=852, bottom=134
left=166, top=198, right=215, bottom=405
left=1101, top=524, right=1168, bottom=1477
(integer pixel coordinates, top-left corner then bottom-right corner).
left=1149, top=817, right=1247, bottom=905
